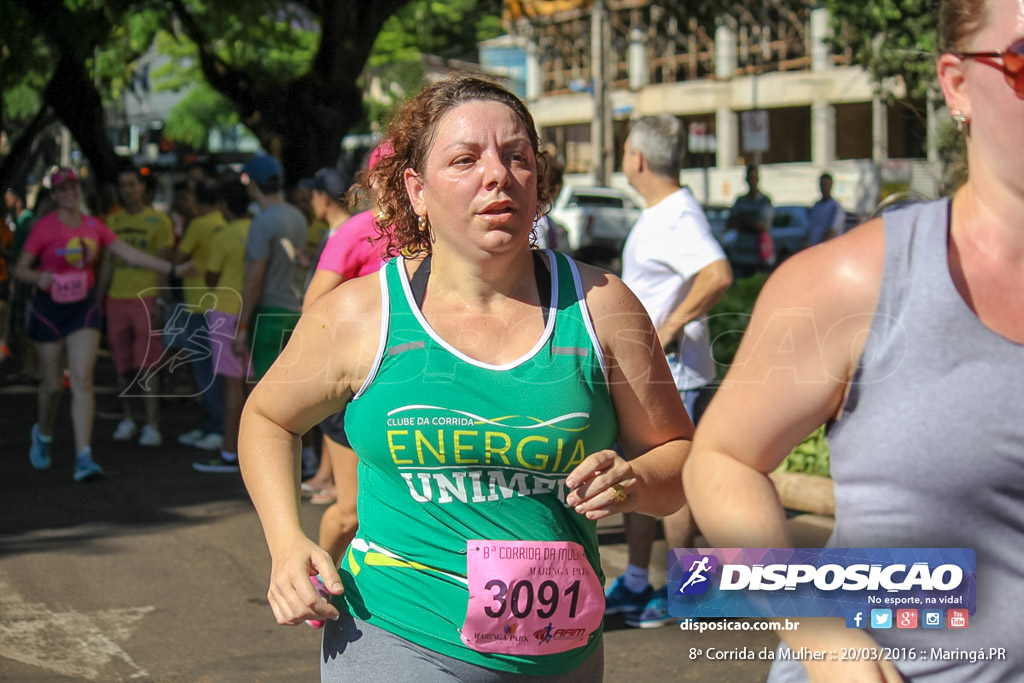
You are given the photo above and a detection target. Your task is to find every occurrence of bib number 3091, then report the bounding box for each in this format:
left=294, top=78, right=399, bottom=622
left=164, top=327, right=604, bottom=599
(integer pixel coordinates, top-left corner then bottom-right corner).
left=461, top=540, right=603, bottom=655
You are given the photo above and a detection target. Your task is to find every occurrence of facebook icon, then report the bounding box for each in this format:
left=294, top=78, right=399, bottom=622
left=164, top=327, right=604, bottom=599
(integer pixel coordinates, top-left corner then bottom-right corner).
left=846, top=609, right=866, bottom=629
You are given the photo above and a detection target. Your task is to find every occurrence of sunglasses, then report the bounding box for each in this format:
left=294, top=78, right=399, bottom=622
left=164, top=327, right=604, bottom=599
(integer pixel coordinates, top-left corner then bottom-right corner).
left=953, top=37, right=1024, bottom=98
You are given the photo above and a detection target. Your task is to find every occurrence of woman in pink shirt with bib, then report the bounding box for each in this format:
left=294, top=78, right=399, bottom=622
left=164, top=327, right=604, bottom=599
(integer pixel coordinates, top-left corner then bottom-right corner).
left=14, top=167, right=193, bottom=481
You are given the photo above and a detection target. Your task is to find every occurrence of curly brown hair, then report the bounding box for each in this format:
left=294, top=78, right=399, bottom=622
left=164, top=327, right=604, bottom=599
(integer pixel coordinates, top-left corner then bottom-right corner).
left=366, top=73, right=550, bottom=257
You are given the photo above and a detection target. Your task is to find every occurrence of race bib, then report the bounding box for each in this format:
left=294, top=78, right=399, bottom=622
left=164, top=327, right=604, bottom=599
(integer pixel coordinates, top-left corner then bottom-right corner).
left=51, top=270, right=89, bottom=303
left=461, top=539, right=603, bottom=655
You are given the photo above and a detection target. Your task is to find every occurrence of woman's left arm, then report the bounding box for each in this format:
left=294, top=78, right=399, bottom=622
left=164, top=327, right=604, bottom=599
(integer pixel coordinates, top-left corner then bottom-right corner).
left=107, top=238, right=192, bottom=278
left=565, top=267, right=692, bottom=519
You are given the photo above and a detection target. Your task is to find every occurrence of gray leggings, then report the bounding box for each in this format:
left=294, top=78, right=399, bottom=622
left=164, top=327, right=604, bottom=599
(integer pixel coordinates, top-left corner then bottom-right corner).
left=321, top=612, right=604, bottom=682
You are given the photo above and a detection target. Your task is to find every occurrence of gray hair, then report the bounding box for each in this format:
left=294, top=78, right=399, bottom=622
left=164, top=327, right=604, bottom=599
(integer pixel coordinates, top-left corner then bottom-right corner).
left=629, top=115, right=683, bottom=178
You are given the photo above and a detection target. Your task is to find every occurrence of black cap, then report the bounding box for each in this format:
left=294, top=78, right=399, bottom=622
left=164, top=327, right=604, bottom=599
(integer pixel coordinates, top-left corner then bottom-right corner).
left=313, top=167, right=350, bottom=199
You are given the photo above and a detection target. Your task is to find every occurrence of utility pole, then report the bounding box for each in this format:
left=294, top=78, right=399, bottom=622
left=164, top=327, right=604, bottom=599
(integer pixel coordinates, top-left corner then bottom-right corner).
left=591, top=0, right=612, bottom=186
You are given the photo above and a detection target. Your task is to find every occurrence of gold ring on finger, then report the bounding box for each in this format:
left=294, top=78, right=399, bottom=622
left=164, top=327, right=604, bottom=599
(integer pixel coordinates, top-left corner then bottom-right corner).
left=611, top=483, right=627, bottom=504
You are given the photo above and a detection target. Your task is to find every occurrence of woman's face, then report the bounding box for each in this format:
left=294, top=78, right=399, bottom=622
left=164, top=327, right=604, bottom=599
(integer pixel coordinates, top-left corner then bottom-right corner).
left=53, top=180, right=82, bottom=213
left=405, top=100, right=538, bottom=257
left=311, top=189, right=328, bottom=220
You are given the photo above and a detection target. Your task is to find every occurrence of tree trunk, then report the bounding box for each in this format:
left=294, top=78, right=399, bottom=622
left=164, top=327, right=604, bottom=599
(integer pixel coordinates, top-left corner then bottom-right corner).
left=0, top=105, right=56, bottom=193
left=172, top=0, right=410, bottom=188
left=245, top=77, right=364, bottom=186
left=43, top=51, right=121, bottom=186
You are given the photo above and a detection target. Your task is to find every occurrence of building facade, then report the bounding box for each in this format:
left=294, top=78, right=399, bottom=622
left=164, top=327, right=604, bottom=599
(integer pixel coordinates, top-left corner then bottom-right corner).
left=503, top=0, right=945, bottom=215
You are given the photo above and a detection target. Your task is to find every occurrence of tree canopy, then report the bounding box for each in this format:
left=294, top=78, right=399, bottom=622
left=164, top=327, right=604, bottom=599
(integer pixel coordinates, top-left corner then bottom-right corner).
left=0, top=0, right=510, bottom=190
left=824, top=0, right=942, bottom=101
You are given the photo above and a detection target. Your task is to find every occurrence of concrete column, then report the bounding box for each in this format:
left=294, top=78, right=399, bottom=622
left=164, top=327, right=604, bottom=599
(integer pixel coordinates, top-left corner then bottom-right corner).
left=810, top=7, right=832, bottom=73
left=716, top=106, right=738, bottom=169
left=629, top=27, right=649, bottom=91
left=60, top=126, right=72, bottom=167
left=525, top=38, right=542, bottom=102
left=926, top=94, right=944, bottom=163
left=715, top=23, right=736, bottom=80
left=812, top=100, right=835, bottom=166
left=872, top=94, right=888, bottom=163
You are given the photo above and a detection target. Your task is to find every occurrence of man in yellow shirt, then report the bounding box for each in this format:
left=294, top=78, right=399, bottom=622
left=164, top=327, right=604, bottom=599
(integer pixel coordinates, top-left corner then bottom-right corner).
left=192, top=180, right=251, bottom=473
left=170, top=179, right=226, bottom=451
left=103, top=167, right=175, bottom=446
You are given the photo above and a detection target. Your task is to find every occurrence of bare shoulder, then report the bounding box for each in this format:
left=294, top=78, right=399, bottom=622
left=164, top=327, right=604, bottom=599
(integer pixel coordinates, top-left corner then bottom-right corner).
left=297, top=268, right=384, bottom=390
left=572, top=259, right=648, bottom=319
left=758, top=217, right=885, bottom=319
left=570, top=259, right=655, bottom=357
left=304, top=267, right=384, bottom=338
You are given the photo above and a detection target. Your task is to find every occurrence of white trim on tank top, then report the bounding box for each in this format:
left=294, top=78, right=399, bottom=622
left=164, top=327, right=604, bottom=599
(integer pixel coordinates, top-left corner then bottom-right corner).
left=394, top=249, right=559, bottom=372
left=351, top=266, right=391, bottom=401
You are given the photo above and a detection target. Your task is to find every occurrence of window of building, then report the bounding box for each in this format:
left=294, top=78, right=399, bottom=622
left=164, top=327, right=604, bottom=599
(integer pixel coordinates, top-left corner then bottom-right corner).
left=541, top=124, right=591, bottom=174
left=887, top=99, right=927, bottom=160
left=737, top=106, right=811, bottom=164
left=835, top=102, right=873, bottom=160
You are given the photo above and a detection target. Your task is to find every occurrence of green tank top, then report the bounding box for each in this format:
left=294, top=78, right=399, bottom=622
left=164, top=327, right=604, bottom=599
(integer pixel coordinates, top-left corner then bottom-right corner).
left=341, top=250, right=618, bottom=674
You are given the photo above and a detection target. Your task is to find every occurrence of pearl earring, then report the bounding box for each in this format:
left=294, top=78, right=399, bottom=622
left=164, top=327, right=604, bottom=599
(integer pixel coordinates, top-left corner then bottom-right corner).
left=951, top=109, right=968, bottom=133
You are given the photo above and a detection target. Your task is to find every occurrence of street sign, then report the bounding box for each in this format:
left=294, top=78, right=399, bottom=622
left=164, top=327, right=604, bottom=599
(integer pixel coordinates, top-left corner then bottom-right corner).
left=688, top=122, right=717, bottom=154
left=741, top=110, right=769, bottom=153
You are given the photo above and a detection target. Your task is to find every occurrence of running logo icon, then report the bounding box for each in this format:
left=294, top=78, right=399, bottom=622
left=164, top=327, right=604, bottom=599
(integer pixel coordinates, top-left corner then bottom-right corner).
left=678, top=554, right=718, bottom=595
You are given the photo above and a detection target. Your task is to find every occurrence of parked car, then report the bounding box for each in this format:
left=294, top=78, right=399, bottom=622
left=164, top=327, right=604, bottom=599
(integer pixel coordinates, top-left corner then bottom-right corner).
left=701, top=204, right=732, bottom=243
left=721, top=204, right=811, bottom=274
left=548, top=186, right=641, bottom=261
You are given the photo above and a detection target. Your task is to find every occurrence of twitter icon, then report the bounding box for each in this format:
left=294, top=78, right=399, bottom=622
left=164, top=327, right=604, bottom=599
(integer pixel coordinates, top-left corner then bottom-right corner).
left=871, top=609, right=893, bottom=629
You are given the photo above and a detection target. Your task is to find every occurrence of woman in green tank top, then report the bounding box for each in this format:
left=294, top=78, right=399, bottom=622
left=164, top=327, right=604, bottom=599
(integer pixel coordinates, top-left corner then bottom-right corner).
left=238, top=74, right=694, bottom=681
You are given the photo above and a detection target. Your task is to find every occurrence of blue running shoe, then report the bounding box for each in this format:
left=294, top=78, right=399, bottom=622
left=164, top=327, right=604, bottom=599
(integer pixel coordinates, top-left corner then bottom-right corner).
left=624, top=587, right=682, bottom=628
left=29, top=423, right=52, bottom=470
left=73, top=448, right=103, bottom=482
left=604, top=575, right=655, bottom=615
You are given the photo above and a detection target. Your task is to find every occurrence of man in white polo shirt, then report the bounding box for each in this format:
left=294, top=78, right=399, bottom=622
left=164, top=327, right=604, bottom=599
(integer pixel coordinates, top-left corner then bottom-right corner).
left=610, top=114, right=733, bottom=628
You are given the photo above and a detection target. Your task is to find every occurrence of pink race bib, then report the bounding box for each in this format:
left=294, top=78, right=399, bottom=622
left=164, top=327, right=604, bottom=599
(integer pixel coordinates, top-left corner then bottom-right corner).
left=50, top=270, right=89, bottom=303
left=461, top=539, right=603, bottom=655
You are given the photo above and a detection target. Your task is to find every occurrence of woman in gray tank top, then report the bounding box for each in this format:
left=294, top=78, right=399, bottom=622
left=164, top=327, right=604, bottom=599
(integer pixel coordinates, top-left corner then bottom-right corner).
left=684, top=0, right=1024, bottom=680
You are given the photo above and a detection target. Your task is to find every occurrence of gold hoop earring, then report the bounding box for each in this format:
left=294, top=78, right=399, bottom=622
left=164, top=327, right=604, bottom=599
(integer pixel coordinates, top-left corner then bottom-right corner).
left=418, top=214, right=428, bottom=233
left=952, top=109, right=968, bottom=133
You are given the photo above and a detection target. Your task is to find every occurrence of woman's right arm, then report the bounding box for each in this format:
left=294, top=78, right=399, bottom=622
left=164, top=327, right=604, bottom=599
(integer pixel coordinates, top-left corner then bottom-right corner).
left=239, top=273, right=382, bottom=626
left=684, top=220, right=903, bottom=682
left=13, top=249, right=51, bottom=289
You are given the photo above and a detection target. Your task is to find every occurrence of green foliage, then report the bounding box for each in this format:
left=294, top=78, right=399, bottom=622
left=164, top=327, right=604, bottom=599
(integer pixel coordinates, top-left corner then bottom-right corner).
left=372, top=0, right=504, bottom=63
left=0, top=6, right=56, bottom=123
left=937, top=118, right=967, bottom=195
left=361, top=0, right=505, bottom=131
left=150, top=2, right=319, bottom=147
left=91, top=9, right=166, bottom=103
left=779, top=425, right=831, bottom=478
left=707, top=272, right=831, bottom=478
left=161, top=83, right=240, bottom=147
left=707, top=272, right=769, bottom=377
left=824, top=0, right=942, bottom=100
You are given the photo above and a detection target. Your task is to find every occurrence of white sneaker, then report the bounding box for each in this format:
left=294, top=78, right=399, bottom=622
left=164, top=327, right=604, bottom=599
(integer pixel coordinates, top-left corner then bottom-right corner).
left=193, top=432, right=223, bottom=451
left=178, top=428, right=205, bottom=446
left=138, top=425, right=163, bottom=447
left=113, top=419, right=137, bottom=441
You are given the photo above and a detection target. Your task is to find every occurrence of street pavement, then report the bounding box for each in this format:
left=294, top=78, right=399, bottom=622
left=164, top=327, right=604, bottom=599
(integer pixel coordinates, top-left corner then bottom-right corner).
left=0, top=360, right=832, bottom=682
